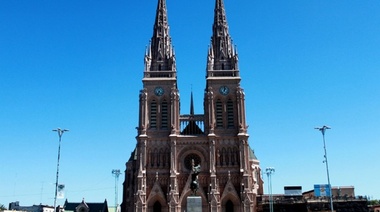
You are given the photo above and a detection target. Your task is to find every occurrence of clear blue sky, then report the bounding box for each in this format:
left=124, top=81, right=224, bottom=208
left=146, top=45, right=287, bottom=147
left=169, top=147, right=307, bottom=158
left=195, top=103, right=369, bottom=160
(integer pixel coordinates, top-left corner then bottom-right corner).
left=1, top=0, right=379, bottom=207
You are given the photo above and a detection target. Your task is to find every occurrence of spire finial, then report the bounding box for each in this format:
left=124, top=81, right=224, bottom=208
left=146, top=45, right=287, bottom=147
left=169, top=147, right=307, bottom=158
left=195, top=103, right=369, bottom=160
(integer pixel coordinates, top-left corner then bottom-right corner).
left=146, top=0, right=176, bottom=74
left=190, top=87, right=194, bottom=115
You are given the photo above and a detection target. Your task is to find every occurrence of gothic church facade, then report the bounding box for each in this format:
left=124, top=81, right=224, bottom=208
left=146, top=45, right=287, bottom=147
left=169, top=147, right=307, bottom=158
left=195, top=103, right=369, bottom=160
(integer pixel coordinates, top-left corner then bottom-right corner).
left=121, top=0, right=263, bottom=211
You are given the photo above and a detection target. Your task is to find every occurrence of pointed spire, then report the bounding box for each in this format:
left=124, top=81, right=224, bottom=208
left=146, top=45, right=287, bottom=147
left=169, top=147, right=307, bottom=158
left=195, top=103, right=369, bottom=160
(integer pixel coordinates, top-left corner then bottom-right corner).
left=190, top=88, right=194, bottom=115
left=181, top=87, right=204, bottom=135
left=145, top=0, right=176, bottom=74
left=214, top=0, right=228, bottom=32
left=153, top=0, right=169, bottom=42
left=207, top=0, right=238, bottom=73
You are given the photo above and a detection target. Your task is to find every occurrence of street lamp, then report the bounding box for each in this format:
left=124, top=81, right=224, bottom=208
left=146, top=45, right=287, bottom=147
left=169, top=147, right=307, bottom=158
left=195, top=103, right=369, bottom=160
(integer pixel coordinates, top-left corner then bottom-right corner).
left=52, top=128, right=69, bottom=212
left=112, top=169, right=121, bottom=211
left=315, top=125, right=333, bottom=212
left=265, top=167, right=275, bottom=212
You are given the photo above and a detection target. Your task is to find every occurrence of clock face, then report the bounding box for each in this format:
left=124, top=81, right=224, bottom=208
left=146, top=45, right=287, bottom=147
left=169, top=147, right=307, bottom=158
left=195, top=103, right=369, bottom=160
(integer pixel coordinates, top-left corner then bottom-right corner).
left=219, top=86, right=229, bottom=95
left=154, top=87, right=164, bottom=96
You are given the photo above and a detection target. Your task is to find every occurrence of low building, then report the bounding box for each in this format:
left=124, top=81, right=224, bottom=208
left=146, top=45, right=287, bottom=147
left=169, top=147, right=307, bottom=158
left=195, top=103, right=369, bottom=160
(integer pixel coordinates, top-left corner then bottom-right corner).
left=305, top=185, right=356, bottom=199
left=8, top=201, right=55, bottom=212
left=63, top=199, right=108, bottom=212
left=369, top=204, right=380, bottom=212
left=257, top=186, right=369, bottom=212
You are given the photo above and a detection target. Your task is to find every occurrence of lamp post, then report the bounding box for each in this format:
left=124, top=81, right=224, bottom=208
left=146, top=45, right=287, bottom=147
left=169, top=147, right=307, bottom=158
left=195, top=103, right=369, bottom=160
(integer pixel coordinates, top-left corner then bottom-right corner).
left=52, top=128, right=69, bottom=212
left=315, top=125, right=333, bottom=212
left=112, top=169, right=121, bottom=210
left=265, top=167, right=275, bottom=212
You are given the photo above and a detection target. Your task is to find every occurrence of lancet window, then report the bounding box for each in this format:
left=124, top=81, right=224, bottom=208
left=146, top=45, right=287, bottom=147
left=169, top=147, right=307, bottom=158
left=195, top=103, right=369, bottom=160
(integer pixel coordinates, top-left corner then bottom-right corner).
left=216, top=99, right=223, bottom=128
left=227, top=99, right=234, bottom=128
left=150, top=100, right=157, bottom=129
left=161, top=100, right=168, bottom=129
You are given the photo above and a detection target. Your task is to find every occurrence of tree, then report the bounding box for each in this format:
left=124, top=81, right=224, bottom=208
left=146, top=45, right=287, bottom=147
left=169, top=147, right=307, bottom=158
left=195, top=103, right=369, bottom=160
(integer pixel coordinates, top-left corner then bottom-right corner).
left=0, top=204, right=7, bottom=211
left=368, top=199, right=380, bottom=205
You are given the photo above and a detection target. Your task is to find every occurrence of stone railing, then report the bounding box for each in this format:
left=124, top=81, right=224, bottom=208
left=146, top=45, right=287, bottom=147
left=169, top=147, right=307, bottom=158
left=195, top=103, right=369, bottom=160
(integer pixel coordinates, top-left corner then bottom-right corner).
left=207, top=70, right=240, bottom=77
left=144, top=70, right=176, bottom=78
left=179, top=114, right=205, bottom=135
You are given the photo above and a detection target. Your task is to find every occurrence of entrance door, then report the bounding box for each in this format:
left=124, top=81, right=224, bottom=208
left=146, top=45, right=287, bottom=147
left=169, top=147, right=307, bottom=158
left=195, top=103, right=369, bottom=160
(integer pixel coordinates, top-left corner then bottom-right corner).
left=226, top=200, right=233, bottom=212
left=153, top=201, right=161, bottom=212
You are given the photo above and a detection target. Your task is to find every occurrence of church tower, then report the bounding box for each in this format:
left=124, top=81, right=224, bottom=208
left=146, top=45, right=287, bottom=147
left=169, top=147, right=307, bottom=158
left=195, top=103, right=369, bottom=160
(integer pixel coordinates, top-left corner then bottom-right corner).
left=140, top=0, right=179, bottom=136
left=121, top=0, right=263, bottom=211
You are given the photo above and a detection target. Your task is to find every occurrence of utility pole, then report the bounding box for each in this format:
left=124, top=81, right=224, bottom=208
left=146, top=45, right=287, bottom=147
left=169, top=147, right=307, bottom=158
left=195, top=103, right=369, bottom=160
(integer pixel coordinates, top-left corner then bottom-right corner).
left=315, top=125, right=334, bottom=212
left=112, top=169, right=121, bottom=210
left=265, top=167, right=275, bottom=212
left=52, top=128, right=69, bottom=212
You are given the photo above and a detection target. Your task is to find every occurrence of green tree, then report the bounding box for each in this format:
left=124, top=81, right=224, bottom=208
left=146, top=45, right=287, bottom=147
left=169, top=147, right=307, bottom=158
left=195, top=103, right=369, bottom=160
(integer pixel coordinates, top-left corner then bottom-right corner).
left=368, top=199, right=380, bottom=205
left=0, top=204, right=7, bottom=211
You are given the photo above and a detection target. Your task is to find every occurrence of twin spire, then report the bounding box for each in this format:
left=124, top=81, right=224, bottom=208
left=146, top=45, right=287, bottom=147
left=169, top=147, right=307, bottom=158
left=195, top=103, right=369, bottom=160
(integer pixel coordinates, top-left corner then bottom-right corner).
left=145, top=0, right=176, bottom=74
left=208, top=0, right=239, bottom=72
left=145, top=0, right=238, bottom=75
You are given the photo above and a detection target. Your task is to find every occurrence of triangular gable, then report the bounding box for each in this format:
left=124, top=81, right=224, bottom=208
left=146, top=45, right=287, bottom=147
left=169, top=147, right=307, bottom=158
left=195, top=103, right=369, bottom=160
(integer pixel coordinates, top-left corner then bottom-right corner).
left=220, top=175, right=241, bottom=206
left=221, top=178, right=239, bottom=201
left=147, top=177, right=166, bottom=205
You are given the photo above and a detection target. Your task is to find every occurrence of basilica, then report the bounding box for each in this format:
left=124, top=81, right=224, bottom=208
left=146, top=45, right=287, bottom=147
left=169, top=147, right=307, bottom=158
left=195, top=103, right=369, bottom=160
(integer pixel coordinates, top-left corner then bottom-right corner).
left=121, top=0, right=263, bottom=211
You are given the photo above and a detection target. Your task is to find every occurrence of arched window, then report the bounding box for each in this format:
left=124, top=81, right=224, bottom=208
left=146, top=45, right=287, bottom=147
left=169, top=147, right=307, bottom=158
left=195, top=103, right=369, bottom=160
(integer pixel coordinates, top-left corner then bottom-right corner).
left=226, top=200, right=234, bottom=212
left=161, top=100, right=168, bottom=129
left=159, top=148, right=164, bottom=168
left=224, top=147, right=229, bottom=166
left=153, top=201, right=161, bottom=212
left=166, top=148, right=170, bottom=167
left=150, top=149, right=154, bottom=167
left=216, top=99, right=223, bottom=128
left=150, top=100, right=157, bottom=129
left=234, top=148, right=240, bottom=165
left=152, top=148, right=158, bottom=167
left=221, top=148, right=226, bottom=166
left=229, top=147, right=234, bottom=165
left=155, top=148, right=160, bottom=167
left=147, top=149, right=151, bottom=166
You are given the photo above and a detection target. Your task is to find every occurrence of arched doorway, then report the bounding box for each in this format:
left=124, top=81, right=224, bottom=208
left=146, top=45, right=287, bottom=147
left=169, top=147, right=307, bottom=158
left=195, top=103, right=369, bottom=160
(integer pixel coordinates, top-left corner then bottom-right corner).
left=153, top=201, right=161, bottom=212
left=226, top=200, right=234, bottom=212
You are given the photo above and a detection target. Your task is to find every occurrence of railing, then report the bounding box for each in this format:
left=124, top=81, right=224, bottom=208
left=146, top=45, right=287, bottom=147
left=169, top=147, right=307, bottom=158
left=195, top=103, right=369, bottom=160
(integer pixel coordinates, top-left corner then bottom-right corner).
left=207, top=70, right=240, bottom=77
left=180, top=114, right=205, bottom=135
left=144, top=70, right=176, bottom=78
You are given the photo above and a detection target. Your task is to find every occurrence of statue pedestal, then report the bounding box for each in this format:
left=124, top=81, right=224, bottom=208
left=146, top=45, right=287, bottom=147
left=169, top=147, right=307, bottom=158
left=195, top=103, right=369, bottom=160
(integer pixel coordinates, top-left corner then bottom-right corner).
left=187, top=196, right=202, bottom=212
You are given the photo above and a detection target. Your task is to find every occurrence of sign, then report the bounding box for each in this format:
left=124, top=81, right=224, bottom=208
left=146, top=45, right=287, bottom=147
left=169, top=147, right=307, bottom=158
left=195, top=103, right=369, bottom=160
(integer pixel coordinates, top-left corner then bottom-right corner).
left=57, top=184, right=65, bottom=199
left=314, top=184, right=331, bottom=197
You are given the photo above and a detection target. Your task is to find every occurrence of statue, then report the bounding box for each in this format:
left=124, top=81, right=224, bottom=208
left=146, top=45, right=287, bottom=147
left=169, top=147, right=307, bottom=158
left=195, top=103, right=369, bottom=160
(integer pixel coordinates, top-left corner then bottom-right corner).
left=190, top=159, right=201, bottom=195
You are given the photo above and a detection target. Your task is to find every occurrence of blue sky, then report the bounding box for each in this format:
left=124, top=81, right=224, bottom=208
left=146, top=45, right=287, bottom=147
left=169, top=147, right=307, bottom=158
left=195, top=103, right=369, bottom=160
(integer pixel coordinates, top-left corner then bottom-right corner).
left=1, top=0, right=380, bottom=207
